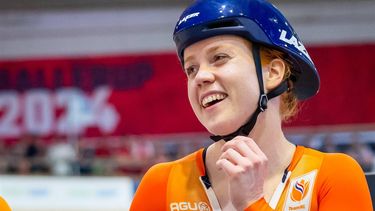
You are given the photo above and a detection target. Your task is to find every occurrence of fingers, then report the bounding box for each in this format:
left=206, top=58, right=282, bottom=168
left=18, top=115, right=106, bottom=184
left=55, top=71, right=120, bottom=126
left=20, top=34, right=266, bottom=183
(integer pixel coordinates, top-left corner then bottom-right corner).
left=221, top=136, right=267, bottom=160
left=217, top=146, right=257, bottom=169
left=216, top=136, right=268, bottom=177
left=216, top=136, right=268, bottom=210
left=216, top=157, right=242, bottom=177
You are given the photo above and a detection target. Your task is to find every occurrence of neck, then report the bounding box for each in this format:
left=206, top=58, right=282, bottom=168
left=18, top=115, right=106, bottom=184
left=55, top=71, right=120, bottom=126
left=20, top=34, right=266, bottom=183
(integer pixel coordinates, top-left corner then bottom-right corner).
left=251, top=102, right=296, bottom=176
left=208, top=102, right=295, bottom=179
left=252, top=130, right=295, bottom=177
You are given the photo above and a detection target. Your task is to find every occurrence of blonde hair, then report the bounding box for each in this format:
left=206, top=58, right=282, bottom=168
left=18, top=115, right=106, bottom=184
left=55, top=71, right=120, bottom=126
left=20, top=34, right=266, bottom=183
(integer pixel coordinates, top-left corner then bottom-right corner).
left=260, top=47, right=299, bottom=122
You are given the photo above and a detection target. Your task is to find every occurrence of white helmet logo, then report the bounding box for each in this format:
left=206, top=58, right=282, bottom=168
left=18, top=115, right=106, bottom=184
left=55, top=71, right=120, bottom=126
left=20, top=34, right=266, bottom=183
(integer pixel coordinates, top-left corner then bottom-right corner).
left=279, top=29, right=311, bottom=61
left=178, top=12, right=200, bottom=26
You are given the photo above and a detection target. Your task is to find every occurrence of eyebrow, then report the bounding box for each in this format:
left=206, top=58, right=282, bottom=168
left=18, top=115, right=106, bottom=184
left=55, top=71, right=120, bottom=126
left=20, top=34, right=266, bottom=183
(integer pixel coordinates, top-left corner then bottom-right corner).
left=184, top=54, right=195, bottom=66
left=207, top=46, right=221, bottom=55
left=184, top=45, right=222, bottom=66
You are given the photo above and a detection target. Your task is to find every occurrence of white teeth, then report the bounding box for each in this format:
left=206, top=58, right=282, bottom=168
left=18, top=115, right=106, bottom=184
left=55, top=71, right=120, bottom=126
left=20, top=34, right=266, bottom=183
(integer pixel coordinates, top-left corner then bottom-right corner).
left=202, top=93, right=227, bottom=108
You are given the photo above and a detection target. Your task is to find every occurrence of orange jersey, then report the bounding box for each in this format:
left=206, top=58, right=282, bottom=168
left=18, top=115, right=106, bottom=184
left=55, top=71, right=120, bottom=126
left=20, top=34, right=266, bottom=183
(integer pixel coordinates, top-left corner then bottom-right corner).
left=0, top=196, right=11, bottom=211
left=131, top=146, right=372, bottom=211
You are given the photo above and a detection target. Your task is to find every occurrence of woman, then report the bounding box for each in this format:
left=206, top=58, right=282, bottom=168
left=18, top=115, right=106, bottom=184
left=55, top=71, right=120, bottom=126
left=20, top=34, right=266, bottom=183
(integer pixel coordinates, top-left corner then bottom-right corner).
left=131, top=0, right=372, bottom=210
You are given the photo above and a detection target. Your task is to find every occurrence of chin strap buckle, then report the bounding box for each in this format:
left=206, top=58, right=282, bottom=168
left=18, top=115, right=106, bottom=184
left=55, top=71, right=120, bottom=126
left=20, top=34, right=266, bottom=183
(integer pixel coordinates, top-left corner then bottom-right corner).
left=259, top=94, right=268, bottom=112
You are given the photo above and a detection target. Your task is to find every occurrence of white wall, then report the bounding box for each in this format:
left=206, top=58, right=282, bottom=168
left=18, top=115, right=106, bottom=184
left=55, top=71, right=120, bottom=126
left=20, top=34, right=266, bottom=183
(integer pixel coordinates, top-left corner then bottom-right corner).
left=0, top=1, right=375, bottom=60
left=0, top=175, right=134, bottom=211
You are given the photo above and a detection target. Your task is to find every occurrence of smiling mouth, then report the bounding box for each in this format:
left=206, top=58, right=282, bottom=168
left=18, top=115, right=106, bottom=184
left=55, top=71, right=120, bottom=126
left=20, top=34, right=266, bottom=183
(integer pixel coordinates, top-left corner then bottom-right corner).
left=202, top=93, right=228, bottom=108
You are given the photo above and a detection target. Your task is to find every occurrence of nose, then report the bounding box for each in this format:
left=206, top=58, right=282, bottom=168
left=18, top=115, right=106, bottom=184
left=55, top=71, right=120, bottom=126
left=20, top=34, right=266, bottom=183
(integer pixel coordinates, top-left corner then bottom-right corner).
left=194, top=67, right=215, bottom=87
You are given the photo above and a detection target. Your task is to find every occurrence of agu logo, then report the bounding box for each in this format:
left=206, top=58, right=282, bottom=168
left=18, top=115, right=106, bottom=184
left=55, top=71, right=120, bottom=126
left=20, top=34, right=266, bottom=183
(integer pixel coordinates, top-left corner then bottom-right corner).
left=291, top=179, right=310, bottom=202
left=170, top=202, right=210, bottom=211
left=197, top=202, right=210, bottom=211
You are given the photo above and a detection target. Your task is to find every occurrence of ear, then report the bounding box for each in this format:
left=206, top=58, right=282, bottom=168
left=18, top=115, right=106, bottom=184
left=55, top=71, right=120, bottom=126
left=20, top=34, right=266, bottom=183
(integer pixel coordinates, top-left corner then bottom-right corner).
left=264, top=58, right=286, bottom=91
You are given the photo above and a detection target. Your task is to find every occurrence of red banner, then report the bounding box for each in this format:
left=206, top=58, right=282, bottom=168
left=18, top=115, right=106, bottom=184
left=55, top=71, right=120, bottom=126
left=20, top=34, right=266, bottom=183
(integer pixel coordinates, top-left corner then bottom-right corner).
left=0, top=44, right=374, bottom=139
left=288, top=43, right=375, bottom=127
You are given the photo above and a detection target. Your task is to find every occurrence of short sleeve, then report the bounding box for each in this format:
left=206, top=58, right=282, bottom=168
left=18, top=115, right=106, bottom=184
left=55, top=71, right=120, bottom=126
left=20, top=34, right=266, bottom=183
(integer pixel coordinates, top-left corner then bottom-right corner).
left=130, top=162, right=172, bottom=211
left=317, top=153, right=372, bottom=211
left=0, top=196, right=11, bottom=211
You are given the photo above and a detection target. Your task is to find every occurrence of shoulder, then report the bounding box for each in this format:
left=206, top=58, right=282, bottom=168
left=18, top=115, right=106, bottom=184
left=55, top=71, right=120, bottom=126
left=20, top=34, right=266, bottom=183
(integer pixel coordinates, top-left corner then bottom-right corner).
left=141, top=151, right=198, bottom=183
left=0, top=196, right=11, bottom=211
left=317, top=151, right=368, bottom=191
left=130, top=149, right=203, bottom=210
left=130, top=161, right=172, bottom=210
left=301, top=147, right=367, bottom=193
left=320, top=151, right=363, bottom=175
left=135, top=148, right=204, bottom=191
left=302, top=147, right=362, bottom=173
left=308, top=149, right=373, bottom=210
left=142, top=149, right=203, bottom=180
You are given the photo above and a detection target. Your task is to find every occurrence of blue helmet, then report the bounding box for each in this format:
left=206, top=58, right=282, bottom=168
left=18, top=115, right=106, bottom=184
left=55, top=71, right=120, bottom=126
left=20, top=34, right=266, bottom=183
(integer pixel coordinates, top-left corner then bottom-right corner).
left=173, top=0, right=320, bottom=100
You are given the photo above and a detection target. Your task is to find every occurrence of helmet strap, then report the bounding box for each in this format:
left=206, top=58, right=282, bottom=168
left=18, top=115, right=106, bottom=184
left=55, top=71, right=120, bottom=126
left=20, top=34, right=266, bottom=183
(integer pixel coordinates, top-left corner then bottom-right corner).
left=209, top=44, right=288, bottom=142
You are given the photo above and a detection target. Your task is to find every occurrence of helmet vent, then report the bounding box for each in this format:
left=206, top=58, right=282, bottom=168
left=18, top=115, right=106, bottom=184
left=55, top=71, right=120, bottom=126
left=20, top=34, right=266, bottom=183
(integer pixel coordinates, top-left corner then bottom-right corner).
left=206, top=19, right=240, bottom=30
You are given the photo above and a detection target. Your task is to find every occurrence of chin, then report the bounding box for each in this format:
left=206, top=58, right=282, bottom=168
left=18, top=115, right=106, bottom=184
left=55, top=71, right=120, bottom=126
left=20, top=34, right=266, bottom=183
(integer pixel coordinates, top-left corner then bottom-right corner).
left=203, top=119, right=243, bottom=136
